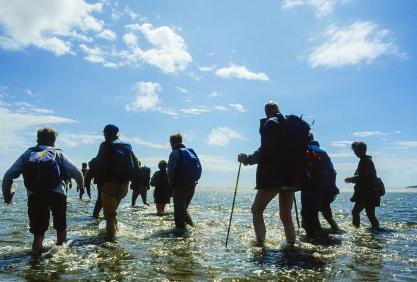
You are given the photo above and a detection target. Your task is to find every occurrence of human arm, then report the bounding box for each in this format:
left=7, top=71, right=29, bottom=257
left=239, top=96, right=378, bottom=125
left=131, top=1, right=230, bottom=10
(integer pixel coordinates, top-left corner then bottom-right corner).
left=167, top=150, right=181, bottom=187
left=2, top=152, right=28, bottom=204
left=238, top=149, right=259, bottom=166
left=59, top=152, right=84, bottom=199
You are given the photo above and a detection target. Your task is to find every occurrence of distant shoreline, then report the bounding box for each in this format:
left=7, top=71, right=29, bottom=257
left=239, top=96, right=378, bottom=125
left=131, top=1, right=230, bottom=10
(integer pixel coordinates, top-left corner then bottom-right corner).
left=406, top=185, right=417, bottom=188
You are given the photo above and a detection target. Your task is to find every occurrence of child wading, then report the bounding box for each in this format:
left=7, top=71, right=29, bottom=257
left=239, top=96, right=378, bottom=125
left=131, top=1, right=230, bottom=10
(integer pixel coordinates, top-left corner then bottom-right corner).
left=150, top=160, right=172, bottom=215
left=345, top=141, right=381, bottom=229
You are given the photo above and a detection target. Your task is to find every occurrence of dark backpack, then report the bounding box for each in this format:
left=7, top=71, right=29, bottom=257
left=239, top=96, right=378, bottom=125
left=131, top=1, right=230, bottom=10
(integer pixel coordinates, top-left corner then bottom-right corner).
left=281, top=115, right=311, bottom=161
left=136, top=166, right=151, bottom=186
left=110, top=141, right=135, bottom=181
left=22, top=147, right=61, bottom=192
left=178, top=148, right=202, bottom=185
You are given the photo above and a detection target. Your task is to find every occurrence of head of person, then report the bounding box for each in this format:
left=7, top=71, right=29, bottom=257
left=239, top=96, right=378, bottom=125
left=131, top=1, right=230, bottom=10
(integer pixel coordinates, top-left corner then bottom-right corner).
left=158, top=160, right=167, bottom=170
left=264, top=100, right=279, bottom=118
left=103, top=124, right=119, bottom=142
left=37, top=127, right=58, bottom=147
left=170, top=133, right=182, bottom=149
left=82, top=163, right=88, bottom=169
left=351, top=141, right=367, bottom=158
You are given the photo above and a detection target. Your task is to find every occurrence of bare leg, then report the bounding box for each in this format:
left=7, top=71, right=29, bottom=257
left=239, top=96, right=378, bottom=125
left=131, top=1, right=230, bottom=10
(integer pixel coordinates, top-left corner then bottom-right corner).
left=32, top=234, right=45, bottom=252
left=279, top=191, right=296, bottom=243
left=56, top=229, right=67, bottom=245
left=251, top=189, right=279, bottom=244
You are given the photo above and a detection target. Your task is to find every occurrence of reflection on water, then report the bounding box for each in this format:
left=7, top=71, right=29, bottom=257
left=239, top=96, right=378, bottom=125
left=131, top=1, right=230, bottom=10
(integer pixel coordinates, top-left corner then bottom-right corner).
left=0, top=189, right=416, bottom=280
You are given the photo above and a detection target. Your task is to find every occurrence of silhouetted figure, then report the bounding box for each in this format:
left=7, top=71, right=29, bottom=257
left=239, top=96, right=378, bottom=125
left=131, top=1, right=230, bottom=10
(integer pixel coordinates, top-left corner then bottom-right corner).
left=345, top=142, right=380, bottom=229
left=2, top=127, right=83, bottom=253
left=301, top=134, right=340, bottom=238
left=131, top=166, right=151, bottom=207
left=168, top=133, right=202, bottom=229
left=84, top=158, right=102, bottom=218
left=150, top=160, right=172, bottom=215
left=81, top=162, right=91, bottom=199
left=94, top=124, right=140, bottom=241
left=238, top=101, right=309, bottom=246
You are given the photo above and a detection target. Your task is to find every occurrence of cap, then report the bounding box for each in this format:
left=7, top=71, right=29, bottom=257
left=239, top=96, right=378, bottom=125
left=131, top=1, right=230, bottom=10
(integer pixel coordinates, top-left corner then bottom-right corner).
left=103, top=124, right=119, bottom=136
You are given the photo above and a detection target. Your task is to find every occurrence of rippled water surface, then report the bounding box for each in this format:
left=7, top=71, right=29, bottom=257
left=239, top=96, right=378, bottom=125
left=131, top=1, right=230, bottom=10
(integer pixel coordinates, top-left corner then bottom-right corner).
left=0, top=184, right=416, bottom=281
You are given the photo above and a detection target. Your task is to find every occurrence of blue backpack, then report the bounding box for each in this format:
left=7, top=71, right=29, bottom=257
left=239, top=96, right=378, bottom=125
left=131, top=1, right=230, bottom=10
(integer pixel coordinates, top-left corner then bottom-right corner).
left=111, top=141, right=135, bottom=181
left=179, top=148, right=202, bottom=185
left=22, top=147, right=61, bottom=192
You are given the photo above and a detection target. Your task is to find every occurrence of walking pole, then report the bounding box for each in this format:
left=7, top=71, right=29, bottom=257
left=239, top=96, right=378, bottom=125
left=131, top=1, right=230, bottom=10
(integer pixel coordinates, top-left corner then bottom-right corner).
left=225, top=162, right=242, bottom=248
left=294, top=195, right=301, bottom=229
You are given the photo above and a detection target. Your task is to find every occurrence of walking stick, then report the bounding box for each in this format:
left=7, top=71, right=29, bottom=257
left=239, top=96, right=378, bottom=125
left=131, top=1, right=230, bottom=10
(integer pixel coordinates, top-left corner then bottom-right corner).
left=294, top=195, right=301, bottom=229
left=225, top=162, right=242, bottom=248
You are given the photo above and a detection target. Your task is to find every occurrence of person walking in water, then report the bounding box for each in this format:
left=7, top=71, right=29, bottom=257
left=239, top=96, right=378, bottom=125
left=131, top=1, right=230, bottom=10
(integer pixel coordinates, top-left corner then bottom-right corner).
left=238, top=101, right=309, bottom=246
left=345, top=141, right=380, bottom=229
left=130, top=166, right=151, bottom=207
left=150, top=160, right=172, bottom=215
left=2, top=127, right=84, bottom=253
left=94, top=124, right=140, bottom=241
left=302, top=133, right=341, bottom=238
left=168, top=133, right=202, bottom=229
left=84, top=158, right=102, bottom=218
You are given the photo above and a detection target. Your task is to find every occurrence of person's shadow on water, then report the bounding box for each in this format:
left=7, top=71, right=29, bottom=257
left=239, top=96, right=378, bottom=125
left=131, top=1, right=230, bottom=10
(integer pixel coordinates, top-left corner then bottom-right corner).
left=251, top=245, right=326, bottom=269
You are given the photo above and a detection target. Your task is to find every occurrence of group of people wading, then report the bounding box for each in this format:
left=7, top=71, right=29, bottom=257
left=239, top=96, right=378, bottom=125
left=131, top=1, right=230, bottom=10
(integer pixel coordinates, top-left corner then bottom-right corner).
left=2, top=100, right=383, bottom=252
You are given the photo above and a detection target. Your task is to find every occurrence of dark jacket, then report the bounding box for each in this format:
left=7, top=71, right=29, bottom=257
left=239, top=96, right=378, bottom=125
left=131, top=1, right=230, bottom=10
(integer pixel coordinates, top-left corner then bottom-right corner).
left=150, top=169, right=171, bottom=203
left=94, top=140, right=140, bottom=183
left=245, top=113, right=304, bottom=189
left=351, top=156, right=380, bottom=206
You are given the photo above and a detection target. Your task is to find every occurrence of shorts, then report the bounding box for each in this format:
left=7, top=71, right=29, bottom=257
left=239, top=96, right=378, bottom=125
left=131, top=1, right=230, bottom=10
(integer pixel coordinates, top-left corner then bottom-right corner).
left=27, top=192, right=67, bottom=235
left=101, top=181, right=129, bottom=218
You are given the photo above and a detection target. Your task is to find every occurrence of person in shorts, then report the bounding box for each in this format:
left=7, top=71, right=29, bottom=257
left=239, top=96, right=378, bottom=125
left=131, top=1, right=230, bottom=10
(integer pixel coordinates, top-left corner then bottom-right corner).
left=2, top=127, right=84, bottom=253
left=94, top=124, right=140, bottom=240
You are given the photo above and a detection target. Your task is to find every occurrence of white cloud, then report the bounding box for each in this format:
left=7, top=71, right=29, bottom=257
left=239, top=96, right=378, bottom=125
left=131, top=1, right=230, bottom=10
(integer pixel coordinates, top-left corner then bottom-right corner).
left=207, top=127, right=243, bottom=146
left=215, top=64, right=269, bottom=81
left=122, top=23, right=192, bottom=73
left=214, top=106, right=229, bottom=111
left=180, top=106, right=209, bottom=115
left=124, top=136, right=170, bottom=149
left=177, top=87, right=188, bottom=94
left=0, top=0, right=103, bottom=55
left=0, top=101, right=76, bottom=147
left=229, top=103, right=246, bottom=112
left=79, top=44, right=105, bottom=63
left=199, top=65, right=216, bottom=72
left=353, top=130, right=389, bottom=138
left=97, top=29, right=117, bottom=41
left=208, top=91, right=221, bottom=98
left=330, top=141, right=353, bottom=148
left=309, top=21, right=403, bottom=68
left=395, top=141, right=417, bottom=149
left=282, top=0, right=348, bottom=17
left=58, top=133, right=102, bottom=148
left=126, top=82, right=161, bottom=112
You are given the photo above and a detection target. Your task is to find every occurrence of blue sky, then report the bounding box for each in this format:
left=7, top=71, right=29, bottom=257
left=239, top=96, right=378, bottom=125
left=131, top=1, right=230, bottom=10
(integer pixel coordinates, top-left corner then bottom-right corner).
left=0, top=0, right=416, bottom=189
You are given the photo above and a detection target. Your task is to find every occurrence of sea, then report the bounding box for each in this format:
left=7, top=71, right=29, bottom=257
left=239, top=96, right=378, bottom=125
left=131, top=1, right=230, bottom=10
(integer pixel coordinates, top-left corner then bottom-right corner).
left=0, top=182, right=416, bottom=281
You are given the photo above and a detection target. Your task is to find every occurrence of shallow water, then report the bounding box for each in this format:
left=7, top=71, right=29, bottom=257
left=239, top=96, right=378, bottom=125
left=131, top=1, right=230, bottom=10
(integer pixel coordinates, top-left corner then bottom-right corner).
left=0, top=184, right=416, bottom=281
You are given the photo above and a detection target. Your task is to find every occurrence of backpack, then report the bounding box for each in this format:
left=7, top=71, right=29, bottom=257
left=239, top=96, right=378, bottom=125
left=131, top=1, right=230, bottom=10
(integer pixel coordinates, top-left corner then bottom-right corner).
left=136, top=166, right=151, bottom=186
left=110, top=141, right=135, bottom=181
left=373, top=177, right=385, bottom=196
left=281, top=115, right=311, bottom=162
left=22, top=147, right=61, bottom=192
left=178, top=148, right=202, bottom=185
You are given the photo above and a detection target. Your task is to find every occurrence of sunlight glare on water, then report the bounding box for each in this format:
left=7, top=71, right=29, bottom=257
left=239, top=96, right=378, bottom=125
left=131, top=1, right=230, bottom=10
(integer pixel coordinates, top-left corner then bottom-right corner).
left=0, top=185, right=416, bottom=281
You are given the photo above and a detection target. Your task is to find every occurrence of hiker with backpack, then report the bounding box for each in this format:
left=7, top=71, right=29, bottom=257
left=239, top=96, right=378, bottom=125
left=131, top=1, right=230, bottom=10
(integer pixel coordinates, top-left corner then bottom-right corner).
left=130, top=166, right=151, bottom=207
left=94, top=124, right=140, bottom=240
left=150, top=160, right=172, bottom=215
left=302, top=133, right=341, bottom=238
left=2, top=127, right=84, bottom=253
left=238, top=101, right=310, bottom=246
left=345, top=141, right=381, bottom=229
left=168, top=133, right=202, bottom=229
